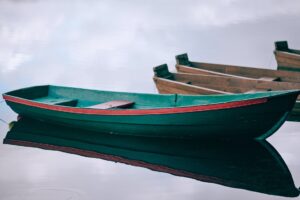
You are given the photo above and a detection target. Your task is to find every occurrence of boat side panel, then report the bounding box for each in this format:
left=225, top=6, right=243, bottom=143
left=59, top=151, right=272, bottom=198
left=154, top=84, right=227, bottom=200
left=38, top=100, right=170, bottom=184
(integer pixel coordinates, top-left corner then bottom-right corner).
left=275, top=51, right=300, bottom=72
left=4, top=92, right=297, bottom=138
left=179, top=62, right=300, bottom=83
left=173, top=73, right=300, bottom=95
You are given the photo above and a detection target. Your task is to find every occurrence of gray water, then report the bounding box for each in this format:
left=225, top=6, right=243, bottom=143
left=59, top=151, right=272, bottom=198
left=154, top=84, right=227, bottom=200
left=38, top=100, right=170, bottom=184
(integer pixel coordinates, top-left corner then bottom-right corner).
left=0, top=1, right=300, bottom=199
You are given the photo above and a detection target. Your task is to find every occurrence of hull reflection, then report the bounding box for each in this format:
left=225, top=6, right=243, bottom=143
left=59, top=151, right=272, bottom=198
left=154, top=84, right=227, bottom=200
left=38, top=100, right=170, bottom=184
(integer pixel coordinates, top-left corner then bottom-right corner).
left=4, top=117, right=299, bottom=197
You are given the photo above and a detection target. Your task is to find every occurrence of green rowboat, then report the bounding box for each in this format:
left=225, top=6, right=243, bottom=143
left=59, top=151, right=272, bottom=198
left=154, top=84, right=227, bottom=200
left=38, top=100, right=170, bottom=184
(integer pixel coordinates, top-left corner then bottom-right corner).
left=4, top=117, right=300, bottom=197
left=2, top=85, right=299, bottom=139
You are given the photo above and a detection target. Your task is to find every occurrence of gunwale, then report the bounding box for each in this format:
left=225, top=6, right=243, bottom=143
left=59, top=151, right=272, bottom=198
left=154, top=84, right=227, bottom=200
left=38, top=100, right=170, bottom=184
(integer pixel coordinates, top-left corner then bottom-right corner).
left=175, top=53, right=300, bottom=83
left=3, top=85, right=273, bottom=116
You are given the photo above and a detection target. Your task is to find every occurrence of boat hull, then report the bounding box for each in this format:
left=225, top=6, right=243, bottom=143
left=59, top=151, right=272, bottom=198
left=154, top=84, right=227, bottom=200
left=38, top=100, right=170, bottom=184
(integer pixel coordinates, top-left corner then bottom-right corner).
left=275, top=51, right=300, bottom=72
left=159, top=53, right=300, bottom=117
left=175, top=53, right=300, bottom=83
left=153, top=71, right=300, bottom=118
left=4, top=90, right=298, bottom=139
left=274, top=41, right=300, bottom=72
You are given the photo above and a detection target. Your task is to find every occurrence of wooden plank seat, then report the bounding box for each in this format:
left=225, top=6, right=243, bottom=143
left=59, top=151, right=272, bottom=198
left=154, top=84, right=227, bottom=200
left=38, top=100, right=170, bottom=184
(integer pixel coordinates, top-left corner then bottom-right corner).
left=88, top=100, right=135, bottom=109
left=34, top=97, right=78, bottom=106
left=258, top=77, right=281, bottom=81
left=54, top=99, right=78, bottom=106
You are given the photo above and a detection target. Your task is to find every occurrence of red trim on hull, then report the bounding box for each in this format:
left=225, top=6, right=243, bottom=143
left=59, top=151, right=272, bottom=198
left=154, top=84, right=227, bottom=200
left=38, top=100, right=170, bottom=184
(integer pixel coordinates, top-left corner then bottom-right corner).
left=3, top=95, right=268, bottom=116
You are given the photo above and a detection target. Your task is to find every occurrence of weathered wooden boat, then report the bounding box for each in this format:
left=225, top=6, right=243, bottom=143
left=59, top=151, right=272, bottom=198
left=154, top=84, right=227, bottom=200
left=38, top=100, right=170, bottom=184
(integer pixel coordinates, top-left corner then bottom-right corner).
left=4, top=117, right=299, bottom=197
left=274, top=41, right=300, bottom=72
left=175, top=53, right=300, bottom=83
left=153, top=64, right=300, bottom=119
left=3, top=85, right=300, bottom=139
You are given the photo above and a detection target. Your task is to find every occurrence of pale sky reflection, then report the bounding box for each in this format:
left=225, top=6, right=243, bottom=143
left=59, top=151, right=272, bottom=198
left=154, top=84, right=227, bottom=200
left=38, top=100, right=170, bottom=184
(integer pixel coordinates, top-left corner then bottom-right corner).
left=0, top=1, right=300, bottom=200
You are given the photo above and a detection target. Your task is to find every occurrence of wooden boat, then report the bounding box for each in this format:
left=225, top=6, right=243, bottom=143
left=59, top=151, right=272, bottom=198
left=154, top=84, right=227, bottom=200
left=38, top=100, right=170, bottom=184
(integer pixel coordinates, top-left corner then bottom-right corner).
left=153, top=64, right=300, bottom=119
left=175, top=53, right=300, bottom=83
left=274, top=41, right=300, bottom=72
left=4, top=117, right=300, bottom=197
left=2, top=85, right=300, bottom=139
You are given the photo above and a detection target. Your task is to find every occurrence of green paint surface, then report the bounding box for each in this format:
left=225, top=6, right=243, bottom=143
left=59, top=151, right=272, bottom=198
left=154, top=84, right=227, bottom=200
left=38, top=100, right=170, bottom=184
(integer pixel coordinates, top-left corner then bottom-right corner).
left=3, top=85, right=299, bottom=139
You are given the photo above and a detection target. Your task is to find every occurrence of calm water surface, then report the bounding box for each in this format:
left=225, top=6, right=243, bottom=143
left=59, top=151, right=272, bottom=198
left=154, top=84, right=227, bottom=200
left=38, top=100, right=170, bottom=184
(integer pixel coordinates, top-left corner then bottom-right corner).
left=0, top=1, right=300, bottom=199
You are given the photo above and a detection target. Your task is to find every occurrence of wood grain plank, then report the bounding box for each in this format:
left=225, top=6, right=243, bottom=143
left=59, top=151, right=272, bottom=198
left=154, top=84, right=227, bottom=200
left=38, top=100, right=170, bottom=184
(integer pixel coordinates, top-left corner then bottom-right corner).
left=89, top=100, right=134, bottom=109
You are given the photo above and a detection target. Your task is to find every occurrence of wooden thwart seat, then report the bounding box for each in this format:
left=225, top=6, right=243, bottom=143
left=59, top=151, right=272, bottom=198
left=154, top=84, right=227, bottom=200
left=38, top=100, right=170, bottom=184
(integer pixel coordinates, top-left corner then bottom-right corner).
left=34, top=97, right=78, bottom=106
left=54, top=99, right=78, bottom=106
left=88, top=100, right=135, bottom=109
left=258, top=77, right=280, bottom=81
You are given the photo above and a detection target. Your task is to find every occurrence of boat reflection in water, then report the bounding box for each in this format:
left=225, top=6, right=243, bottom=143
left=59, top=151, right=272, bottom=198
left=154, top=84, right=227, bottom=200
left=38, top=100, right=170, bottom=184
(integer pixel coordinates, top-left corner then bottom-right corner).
left=4, top=117, right=299, bottom=197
